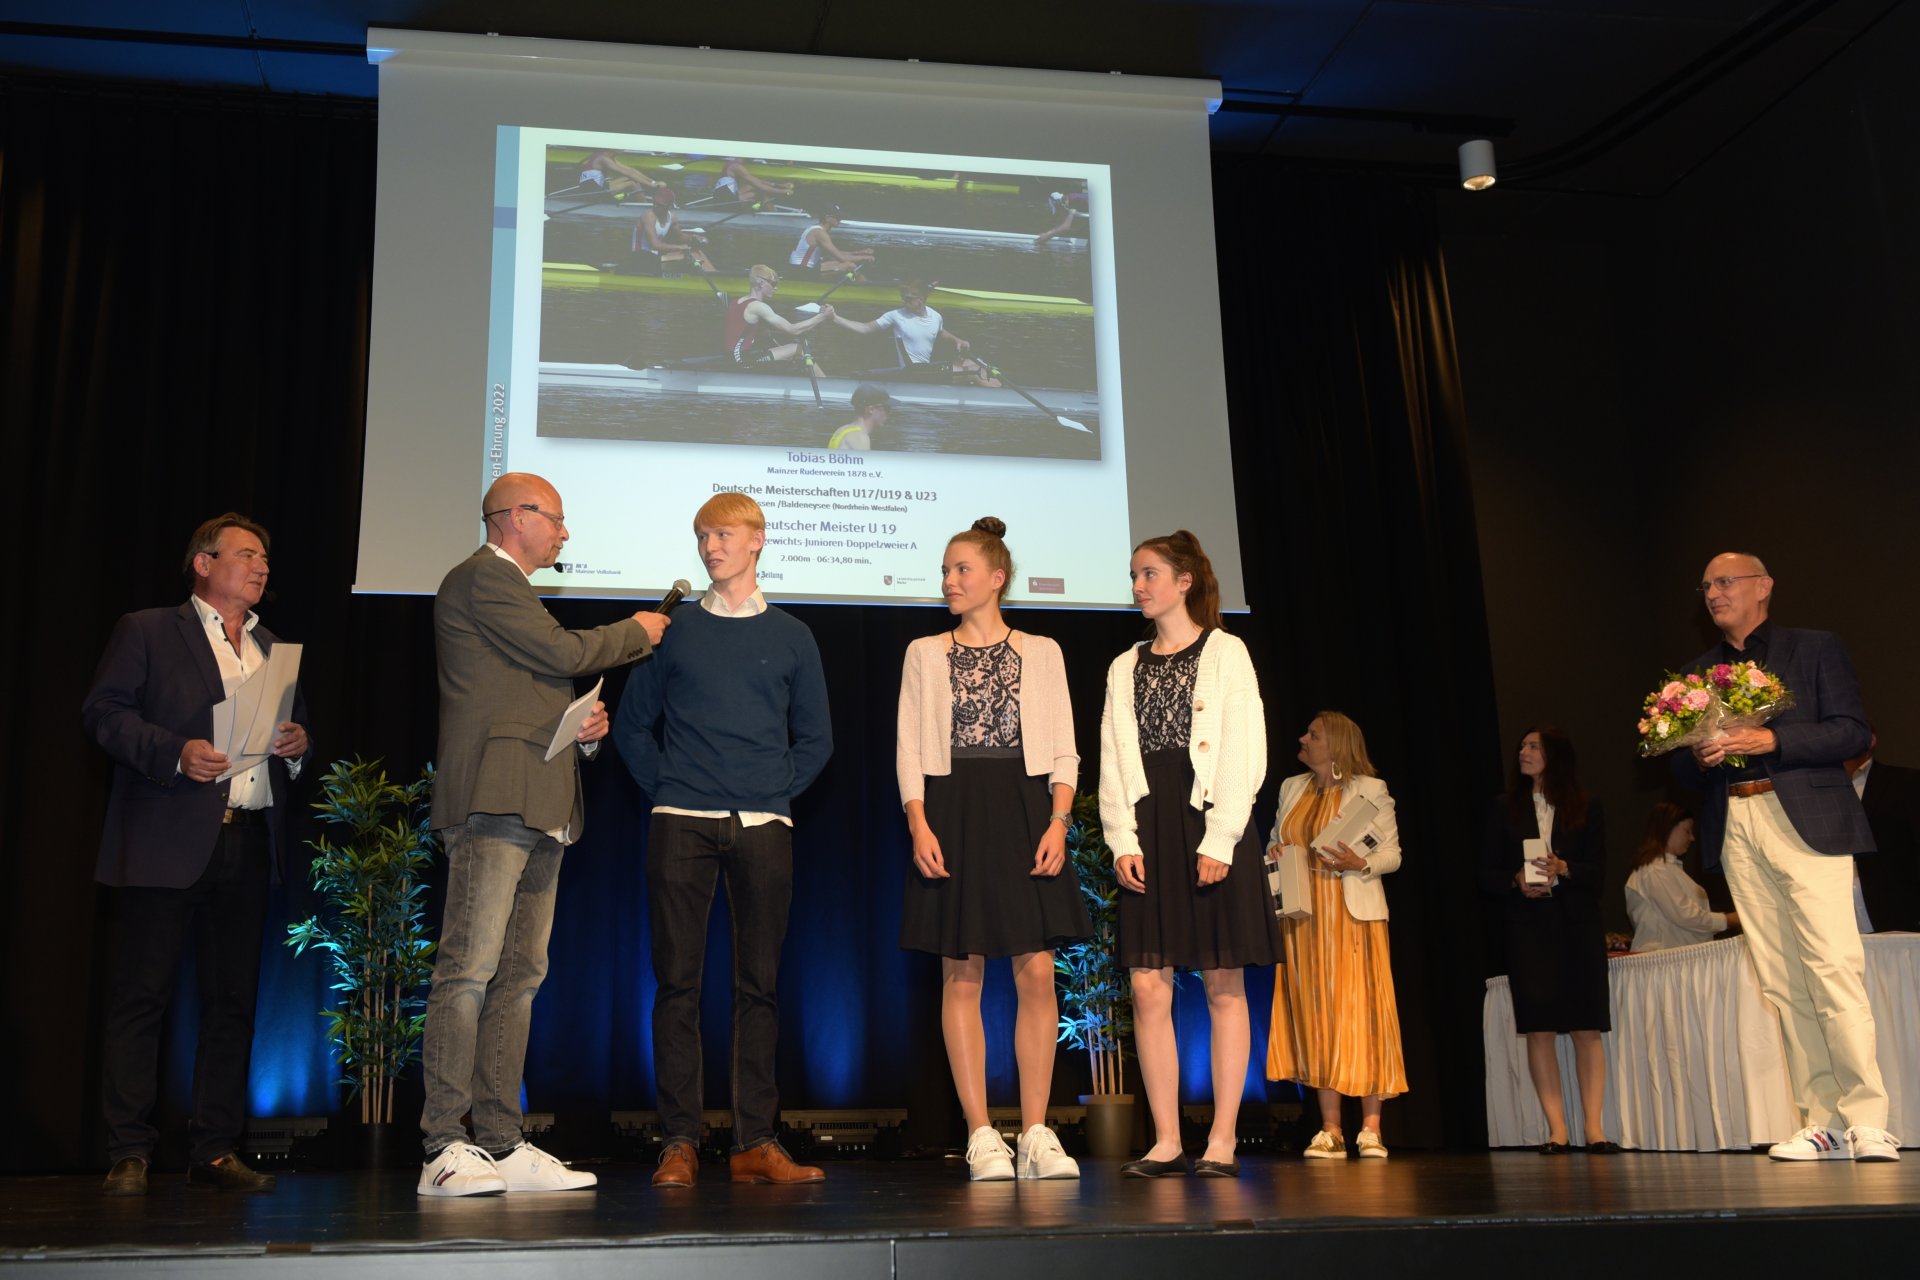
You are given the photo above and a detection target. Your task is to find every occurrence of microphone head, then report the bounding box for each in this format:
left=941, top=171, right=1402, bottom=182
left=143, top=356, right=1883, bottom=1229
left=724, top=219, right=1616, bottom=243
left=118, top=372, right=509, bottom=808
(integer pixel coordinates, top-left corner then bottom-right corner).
left=672, top=578, right=693, bottom=595
left=552, top=562, right=571, bottom=574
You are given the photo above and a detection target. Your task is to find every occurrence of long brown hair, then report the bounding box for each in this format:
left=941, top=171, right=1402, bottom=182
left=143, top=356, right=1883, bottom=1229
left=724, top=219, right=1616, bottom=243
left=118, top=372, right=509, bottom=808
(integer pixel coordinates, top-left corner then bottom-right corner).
left=1133, top=529, right=1223, bottom=632
left=1634, top=801, right=1692, bottom=869
left=1505, top=724, right=1589, bottom=832
left=1314, top=710, right=1378, bottom=783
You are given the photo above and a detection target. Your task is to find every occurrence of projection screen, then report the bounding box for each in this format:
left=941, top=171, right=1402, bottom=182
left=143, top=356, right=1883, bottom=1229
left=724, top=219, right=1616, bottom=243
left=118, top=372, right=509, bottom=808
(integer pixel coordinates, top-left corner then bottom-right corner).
left=357, top=29, right=1246, bottom=610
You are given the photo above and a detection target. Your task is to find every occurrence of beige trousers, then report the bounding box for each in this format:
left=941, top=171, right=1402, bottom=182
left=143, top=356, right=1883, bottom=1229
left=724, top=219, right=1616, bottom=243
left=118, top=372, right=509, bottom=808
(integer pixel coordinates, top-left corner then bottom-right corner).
left=1721, top=790, right=1888, bottom=1132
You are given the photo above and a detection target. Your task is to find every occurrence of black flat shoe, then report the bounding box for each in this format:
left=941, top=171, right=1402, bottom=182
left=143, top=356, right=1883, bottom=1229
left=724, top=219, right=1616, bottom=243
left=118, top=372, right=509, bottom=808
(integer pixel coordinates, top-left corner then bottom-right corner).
left=1584, top=1140, right=1625, bottom=1154
left=1120, top=1155, right=1189, bottom=1178
left=1193, top=1158, right=1241, bottom=1178
left=1537, top=1141, right=1573, bottom=1155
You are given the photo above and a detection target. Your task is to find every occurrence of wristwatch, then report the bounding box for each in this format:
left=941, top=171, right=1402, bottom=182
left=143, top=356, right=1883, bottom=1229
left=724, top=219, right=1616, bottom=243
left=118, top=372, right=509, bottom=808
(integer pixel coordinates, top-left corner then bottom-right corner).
left=1050, top=812, right=1072, bottom=827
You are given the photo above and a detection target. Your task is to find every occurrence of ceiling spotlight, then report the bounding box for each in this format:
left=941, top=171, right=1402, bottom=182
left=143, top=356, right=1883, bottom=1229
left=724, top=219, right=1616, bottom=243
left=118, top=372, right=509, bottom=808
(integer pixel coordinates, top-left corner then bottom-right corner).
left=1458, top=140, right=1496, bottom=191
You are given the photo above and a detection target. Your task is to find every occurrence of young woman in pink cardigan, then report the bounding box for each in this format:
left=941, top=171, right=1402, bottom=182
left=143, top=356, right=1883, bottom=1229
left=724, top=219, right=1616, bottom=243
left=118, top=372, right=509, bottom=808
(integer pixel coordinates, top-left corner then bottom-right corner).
left=897, top=517, right=1089, bottom=1182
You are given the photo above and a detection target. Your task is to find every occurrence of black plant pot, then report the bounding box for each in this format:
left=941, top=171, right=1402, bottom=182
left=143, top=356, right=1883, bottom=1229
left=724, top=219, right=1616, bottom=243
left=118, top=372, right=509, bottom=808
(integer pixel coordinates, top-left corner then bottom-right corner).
left=344, top=1120, right=412, bottom=1171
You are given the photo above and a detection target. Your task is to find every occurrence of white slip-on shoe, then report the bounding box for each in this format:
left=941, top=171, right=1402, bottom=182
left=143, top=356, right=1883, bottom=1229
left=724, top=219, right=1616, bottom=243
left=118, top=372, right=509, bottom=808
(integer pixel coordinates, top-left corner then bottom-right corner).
left=418, top=1142, right=507, bottom=1197
left=1767, top=1126, right=1848, bottom=1161
left=495, top=1141, right=598, bottom=1191
left=1355, top=1129, right=1389, bottom=1159
left=1846, top=1126, right=1901, bottom=1163
left=1302, top=1129, right=1347, bottom=1160
left=964, top=1126, right=1016, bottom=1181
left=1016, top=1124, right=1080, bottom=1180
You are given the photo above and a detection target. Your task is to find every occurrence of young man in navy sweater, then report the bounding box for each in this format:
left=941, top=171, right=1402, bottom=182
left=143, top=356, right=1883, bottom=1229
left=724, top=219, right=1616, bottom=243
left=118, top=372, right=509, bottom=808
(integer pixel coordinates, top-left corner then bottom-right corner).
left=612, top=492, right=833, bottom=1187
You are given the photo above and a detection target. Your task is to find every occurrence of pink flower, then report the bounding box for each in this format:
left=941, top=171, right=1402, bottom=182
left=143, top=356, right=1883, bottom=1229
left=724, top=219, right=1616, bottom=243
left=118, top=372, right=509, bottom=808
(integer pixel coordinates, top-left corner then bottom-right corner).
left=1684, top=688, right=1711, bottom=710
left=1660, top=681, right=1687, bottom=701
left=1747, top=667, right=1771, bottom=688
left=1637, top=719, right=1651, bottom=734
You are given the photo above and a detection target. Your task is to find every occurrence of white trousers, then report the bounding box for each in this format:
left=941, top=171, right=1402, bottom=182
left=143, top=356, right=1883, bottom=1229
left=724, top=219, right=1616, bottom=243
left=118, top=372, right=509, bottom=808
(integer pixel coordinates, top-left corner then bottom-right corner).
left=1721, top=790, right=1888, bottom=1132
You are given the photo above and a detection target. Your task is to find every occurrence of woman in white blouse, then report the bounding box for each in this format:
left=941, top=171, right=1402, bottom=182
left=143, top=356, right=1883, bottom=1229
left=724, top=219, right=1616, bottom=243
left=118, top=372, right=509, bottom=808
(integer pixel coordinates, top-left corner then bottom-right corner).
left=896, top=517, right=1088, bottom=1181
left=1625, top=802, right=1737, bottom=951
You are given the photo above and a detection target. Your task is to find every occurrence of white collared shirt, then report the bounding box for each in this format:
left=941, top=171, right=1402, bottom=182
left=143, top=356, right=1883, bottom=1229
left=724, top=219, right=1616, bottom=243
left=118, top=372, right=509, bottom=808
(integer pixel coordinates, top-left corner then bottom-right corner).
left=188, top=593, right=277, bottom=809
left=652, top=584, right=789, bottom=828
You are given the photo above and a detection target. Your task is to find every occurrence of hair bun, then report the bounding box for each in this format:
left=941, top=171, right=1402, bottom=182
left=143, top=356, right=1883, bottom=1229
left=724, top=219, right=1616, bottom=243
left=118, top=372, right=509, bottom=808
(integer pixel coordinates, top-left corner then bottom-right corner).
left=971, top=516, right=1007, bottom=538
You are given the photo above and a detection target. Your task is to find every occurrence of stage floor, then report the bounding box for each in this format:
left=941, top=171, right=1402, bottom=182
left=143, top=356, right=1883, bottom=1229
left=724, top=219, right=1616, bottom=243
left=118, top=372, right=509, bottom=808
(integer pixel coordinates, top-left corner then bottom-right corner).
left=4, top=1152, right=1915, bottom=1276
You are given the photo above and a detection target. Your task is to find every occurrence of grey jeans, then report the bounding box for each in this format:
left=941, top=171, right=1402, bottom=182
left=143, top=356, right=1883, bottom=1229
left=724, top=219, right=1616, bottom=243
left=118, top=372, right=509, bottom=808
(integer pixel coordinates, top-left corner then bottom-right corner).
left=419, top=812, right=564, bottom=1155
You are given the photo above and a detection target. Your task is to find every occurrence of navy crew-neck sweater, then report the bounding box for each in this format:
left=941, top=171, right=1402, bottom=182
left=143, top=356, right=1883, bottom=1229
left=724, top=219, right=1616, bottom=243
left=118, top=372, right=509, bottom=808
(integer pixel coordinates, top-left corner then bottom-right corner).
left=611, top=601, right=832, bottom=816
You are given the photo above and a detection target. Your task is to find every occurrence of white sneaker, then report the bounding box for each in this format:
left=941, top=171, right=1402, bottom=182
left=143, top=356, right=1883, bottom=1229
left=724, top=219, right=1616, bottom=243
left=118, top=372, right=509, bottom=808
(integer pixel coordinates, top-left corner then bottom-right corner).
left=1355, top=1129, right=1389, bottom=1159
left=1846, top=1126, right=1902, bottom=1163
left=1303, top=1129, right=1347, bottom=1160
left=418, top=1142, right=506, bottom=1196
left=1767, top=1126, right=1848, bottom=1161
left=964, top=1126, right=1015, bottom=1181
left=494, top=1141, right=598, bottom=1191
left=1016, top=1124, right=1080, bottom=1180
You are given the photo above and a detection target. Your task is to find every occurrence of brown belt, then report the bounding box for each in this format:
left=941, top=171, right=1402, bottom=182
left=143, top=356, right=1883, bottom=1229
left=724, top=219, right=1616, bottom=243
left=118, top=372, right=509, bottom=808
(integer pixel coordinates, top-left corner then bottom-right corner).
left=1727, top=779, right=1775, bottom=799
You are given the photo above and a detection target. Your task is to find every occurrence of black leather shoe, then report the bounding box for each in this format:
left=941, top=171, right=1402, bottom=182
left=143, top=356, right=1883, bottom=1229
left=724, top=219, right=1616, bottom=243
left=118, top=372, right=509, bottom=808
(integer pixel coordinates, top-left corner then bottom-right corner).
left=188, top=1153, right=277, bottom=1192
left=1537, top=1141, right=1573, bottom=1155
left=1120, top=1154, right=1189, bottom=1178
left=102, top=1157, right=148, bottom=1196
left=1585, top=1140, right=1625, bottom=1154
left=1193, top=1158, right=1241, bottom=1178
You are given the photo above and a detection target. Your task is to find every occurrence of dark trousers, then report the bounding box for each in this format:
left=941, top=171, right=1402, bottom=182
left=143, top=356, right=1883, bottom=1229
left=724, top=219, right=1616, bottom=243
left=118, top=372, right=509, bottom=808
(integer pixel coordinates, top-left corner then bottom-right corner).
left=102, top=823, right=271, bottom=1165
left=647, top=813, right=792, bottom=1151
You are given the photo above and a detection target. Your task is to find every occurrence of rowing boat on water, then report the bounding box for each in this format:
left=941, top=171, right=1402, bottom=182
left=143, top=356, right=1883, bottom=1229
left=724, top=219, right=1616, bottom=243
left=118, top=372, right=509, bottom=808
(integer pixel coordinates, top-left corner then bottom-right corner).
left=545, top=153, right=1023, bottom=194
left=543, top=198, right=1087, bottom=251
left=540, top=263, right=1093, bottom=316
left=541, top=362, right=1100, bottom=416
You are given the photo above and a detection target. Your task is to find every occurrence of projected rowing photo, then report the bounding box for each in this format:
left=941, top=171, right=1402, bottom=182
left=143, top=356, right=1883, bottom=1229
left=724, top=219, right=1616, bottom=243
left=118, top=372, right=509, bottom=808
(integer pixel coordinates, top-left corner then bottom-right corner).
left=528, top=139, right=1107, bottom=462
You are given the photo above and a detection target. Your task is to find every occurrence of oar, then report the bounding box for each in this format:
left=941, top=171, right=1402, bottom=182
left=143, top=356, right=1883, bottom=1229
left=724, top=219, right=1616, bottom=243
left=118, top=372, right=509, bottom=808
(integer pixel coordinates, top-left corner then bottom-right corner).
left=792, top=264, right=867, bottom=315
left=800, top=339, right=825, bottom=408
left=968, top=353, right=1090, bottom=433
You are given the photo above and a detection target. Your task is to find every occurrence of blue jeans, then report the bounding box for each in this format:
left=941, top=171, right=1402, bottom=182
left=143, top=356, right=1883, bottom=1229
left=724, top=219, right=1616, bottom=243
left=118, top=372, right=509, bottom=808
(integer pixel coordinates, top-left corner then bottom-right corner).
left=649, top=813, right=792, bottom=1151
left=419, top=813, right=564, bottom=1155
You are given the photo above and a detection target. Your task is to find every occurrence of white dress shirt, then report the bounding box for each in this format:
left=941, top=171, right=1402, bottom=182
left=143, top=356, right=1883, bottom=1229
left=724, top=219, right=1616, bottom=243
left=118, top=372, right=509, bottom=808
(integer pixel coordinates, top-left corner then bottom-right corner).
left=187, top=593, right=279, bottom=810
left=1625, top=854, right=1728, bottom=951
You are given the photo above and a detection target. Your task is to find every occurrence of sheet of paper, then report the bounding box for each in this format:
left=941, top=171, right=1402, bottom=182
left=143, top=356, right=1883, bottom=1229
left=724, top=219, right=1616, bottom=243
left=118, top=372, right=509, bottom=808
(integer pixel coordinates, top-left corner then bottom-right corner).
left=545, top=676, right=605, bottom=761
left=215, top=644, right=302, bottom=781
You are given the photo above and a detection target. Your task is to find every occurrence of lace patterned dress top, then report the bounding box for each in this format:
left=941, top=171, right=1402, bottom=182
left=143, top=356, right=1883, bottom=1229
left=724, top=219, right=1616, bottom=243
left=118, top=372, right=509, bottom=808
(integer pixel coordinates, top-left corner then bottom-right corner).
left=1133, top=632, right=1205, bottom=753
left=949, top=634, right=1023, bottom=749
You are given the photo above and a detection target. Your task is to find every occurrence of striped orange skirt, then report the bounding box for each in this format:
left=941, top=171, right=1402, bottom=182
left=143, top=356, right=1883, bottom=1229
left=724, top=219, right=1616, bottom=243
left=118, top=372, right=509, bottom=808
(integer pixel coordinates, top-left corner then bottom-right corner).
left=1265, top=860, right=1407, bottom=1097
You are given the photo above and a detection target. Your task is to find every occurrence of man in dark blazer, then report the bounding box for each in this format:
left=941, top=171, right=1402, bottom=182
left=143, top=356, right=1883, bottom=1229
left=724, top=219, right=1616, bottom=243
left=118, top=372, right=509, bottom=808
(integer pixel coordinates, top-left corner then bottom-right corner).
left=416, top=472, right=669, bottom=1197
left=1672, top=552, right=1895, bottom=1162
left=1848, top=737, right=1920, bottom=934
left=82, top=513, right=312, bottom=1195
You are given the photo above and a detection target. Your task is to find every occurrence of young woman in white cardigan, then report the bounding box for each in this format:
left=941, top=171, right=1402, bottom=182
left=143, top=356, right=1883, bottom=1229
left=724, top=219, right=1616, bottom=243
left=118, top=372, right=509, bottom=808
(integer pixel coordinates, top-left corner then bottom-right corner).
left=1099, top=530, right=1279, bottom=1178
left=897, top=517, right=1089, bottom=1182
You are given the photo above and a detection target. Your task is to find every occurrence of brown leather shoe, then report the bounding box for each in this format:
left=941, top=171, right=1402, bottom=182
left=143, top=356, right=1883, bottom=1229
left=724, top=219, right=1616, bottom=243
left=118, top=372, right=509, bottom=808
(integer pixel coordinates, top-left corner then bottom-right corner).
left=729, top=1140, right=824, bottom=1184
left=187, top=1153, right=277, bottom=1192
left=102, top=1156, right=148, bottom=1196
left=651, top=1140, right=698, bottom=1188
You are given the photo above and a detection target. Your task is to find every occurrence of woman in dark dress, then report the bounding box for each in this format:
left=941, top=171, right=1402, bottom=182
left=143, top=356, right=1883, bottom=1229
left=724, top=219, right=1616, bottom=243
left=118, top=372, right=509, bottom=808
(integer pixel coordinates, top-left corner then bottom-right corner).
left=897, top=518, right=1089, bottom=1181
left=1481, top=725, right=1617, bottom=1153
left=1098, top=531, right=1279, bottom=1178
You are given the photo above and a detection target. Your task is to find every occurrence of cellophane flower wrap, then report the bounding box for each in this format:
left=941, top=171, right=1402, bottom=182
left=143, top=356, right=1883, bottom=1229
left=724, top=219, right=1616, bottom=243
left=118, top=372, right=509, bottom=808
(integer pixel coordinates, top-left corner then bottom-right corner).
left=1636, top=662, right=1794, bottom=767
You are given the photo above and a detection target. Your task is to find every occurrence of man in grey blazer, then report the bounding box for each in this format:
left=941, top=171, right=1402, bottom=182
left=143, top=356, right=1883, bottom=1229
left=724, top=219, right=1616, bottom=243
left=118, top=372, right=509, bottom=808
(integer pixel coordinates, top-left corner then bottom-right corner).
left=1672, top=552, right=1896, bottom=1163
left=417, top=473, right=669, bottom=1197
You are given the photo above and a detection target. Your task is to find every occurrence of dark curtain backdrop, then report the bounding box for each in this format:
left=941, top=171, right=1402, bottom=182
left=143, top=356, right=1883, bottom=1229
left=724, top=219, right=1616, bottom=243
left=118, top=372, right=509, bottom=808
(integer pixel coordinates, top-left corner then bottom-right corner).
left=0, top=78, right=1502, bottom=1171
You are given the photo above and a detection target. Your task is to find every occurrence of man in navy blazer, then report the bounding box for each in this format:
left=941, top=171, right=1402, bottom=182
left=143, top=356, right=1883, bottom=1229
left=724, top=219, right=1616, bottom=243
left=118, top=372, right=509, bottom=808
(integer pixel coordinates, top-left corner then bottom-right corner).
left=82, top=513, right=311, bottom=1195
left=1672, top=552, right=1894, bottom=1162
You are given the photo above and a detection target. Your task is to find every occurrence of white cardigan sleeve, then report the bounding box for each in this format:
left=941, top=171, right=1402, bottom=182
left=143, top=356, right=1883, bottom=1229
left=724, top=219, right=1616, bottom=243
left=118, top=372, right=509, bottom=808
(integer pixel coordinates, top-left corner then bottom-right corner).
left=1098, top=653, right=1143, bottom=860
left=1346, top=778, right=1401, bottom=880
left=1032, top=637, right=1079, bottom=794
left=1196, top=636, right=1266, bottom=866
left=895, top=641, right=929, bottom=808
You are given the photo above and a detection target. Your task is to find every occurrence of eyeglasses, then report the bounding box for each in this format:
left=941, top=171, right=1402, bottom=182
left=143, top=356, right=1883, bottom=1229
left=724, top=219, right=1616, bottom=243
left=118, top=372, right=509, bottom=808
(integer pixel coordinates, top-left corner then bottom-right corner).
left=485, top=504, right=567, bottom=529
left=209, top=549, right=269, bottom=566
left=1696, top=574, right=1764, bottom=594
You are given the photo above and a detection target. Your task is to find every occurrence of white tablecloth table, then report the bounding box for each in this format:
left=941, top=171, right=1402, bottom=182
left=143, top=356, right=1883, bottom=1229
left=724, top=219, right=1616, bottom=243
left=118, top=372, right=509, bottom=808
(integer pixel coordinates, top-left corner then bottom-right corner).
left=1483, top=932, right=1919, bottom=1151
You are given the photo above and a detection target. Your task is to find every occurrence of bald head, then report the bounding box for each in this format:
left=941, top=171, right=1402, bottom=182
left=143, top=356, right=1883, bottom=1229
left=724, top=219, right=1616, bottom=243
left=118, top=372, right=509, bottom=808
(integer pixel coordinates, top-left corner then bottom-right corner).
left=1699, top=550, right=1773, bottom=644
left=483, top=472, right=568, bottom=572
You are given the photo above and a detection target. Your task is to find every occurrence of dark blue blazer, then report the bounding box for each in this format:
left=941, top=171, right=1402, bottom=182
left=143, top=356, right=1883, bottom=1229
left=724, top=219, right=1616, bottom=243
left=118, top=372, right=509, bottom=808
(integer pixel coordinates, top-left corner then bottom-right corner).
left=1671, top=625, right=1873, bottom=870
left=82, top=602, right=312, bottom=888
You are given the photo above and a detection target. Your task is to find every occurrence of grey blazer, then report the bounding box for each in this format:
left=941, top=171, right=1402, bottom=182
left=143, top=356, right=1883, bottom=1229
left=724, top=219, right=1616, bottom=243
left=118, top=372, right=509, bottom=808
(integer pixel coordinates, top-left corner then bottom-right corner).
left=431, top=547, right=652, bottom=836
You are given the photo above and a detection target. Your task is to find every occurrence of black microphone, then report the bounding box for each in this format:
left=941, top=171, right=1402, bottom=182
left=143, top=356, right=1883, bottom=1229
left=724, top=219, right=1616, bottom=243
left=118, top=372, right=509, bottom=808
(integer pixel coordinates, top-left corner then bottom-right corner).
left=655, top=578, right=693, bottom=614
left=551, top=563, right=571, bottom=574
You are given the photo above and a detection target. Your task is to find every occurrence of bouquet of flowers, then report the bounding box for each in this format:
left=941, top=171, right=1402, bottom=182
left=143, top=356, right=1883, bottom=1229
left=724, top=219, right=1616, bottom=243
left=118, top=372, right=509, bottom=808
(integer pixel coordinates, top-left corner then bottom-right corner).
left=1636, top=661, right=1794, bottom=768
